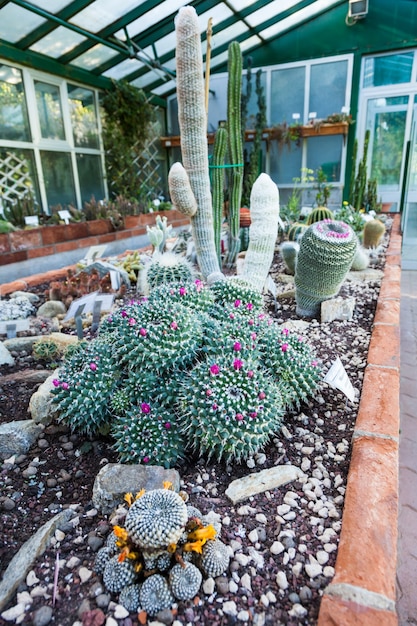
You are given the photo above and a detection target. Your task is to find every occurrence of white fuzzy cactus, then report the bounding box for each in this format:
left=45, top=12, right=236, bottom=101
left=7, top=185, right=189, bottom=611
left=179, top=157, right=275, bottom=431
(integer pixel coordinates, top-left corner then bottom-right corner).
left=168, top=162, right=197, bottom=217
left=241, top=173, right=280, bottom=291
left=172, top=7, right=223, bottom=283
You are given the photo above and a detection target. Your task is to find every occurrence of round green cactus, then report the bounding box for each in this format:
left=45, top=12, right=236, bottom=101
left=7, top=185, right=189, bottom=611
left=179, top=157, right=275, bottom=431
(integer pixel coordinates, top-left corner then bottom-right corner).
left=139, top=574, right=175, bottom=617
left=147, top=279, right=215, bottom=313
left=144, top=252, right=195, bottom=292
left=178, top=354, right=284, bottom=463
left=210, top=276, right=264, bottom=313
left=306, top=206, right=334, bottom=225
left=288, top=222, right=308, bottom=242
left=111, top=403, right=184, bottom=468
left=199, top=538, right=230, bottom=577
left=294, top=219, right=357, bottom=318
left=169, top=562, right=202, bottom=600
left=119, top=583, right=142, bottom=613
left=280, top=241, right=299, bottom=275
left=103, top=555, right=138, bottom=593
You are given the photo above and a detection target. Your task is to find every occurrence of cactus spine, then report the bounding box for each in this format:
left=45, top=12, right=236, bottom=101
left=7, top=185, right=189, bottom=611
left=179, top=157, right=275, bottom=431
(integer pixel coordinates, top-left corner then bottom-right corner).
left=172, top=7, right=223, bottom=283
left=240, top=173, right=280, bottom=291
left=211, top=125, right=228, bottom=265
left=225, top=41, right=244, bottom=267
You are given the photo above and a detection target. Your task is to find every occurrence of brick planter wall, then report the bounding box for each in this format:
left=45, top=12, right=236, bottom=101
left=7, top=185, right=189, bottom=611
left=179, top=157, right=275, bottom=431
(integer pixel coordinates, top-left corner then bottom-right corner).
left=0, top=211, right=189, bottom=267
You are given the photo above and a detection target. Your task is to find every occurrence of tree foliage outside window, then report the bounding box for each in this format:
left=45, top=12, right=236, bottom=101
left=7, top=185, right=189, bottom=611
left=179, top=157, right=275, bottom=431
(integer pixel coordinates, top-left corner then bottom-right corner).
left=101, top=80, right=155, bottom=200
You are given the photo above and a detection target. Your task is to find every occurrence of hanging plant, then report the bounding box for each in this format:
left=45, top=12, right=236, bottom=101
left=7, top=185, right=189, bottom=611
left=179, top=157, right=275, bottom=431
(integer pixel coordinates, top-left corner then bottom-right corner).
left=101, top=80, right=155, bottom=200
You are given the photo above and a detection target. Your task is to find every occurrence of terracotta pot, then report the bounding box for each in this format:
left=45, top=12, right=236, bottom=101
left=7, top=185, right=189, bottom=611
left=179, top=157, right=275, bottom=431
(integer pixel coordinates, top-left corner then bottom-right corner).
left=239, top=208, right=251, bottom=228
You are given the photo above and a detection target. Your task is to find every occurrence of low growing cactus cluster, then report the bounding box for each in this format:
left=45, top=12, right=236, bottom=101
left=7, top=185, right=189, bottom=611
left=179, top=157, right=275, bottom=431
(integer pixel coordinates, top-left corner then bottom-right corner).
left=94, top=485, right=230, bottom=616
left=51, top=266, right=321, bottom=465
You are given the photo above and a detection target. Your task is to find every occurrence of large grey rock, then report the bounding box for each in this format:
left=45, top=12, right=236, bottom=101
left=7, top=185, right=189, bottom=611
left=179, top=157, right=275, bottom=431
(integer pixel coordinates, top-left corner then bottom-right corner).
left=0, top=342, right=14, bottom=366
left=321, top=296, right=355, bottom=323
left=29, top=372, right=60, bottom=425
left=10, top=291, right=41, bottom=305
left=0, top=509, right=75, bottom=611
left=346, top=268, right=383, bottom=282
left=92, top=464, right=181, bottom=514
left=37, top=301, right=66, bottom=318
left=4, top=335, right=44, bottom=353
left=225, top=465, right=305, bottom=504
left=0, top=420, right=44, bottom=460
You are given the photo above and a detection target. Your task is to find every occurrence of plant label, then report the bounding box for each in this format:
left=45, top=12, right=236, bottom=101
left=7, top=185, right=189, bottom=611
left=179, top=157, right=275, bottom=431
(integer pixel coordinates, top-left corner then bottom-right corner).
left=0, top=318, right=30, bottom=337
left=24, top=215, right=39, bottom=227
left=324, top=357, right=356, bottom=402
left=82, top=245, right=107, bottom=263
left=58, top=210, right=71, bottom=224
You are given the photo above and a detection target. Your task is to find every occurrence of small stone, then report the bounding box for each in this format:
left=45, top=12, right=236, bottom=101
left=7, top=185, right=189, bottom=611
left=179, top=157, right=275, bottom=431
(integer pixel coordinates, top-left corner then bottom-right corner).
left=240, top=573, right=252, bottom=592
left=316, top=550, right=329, bottom=565
left=203, top=578, right=215, bottom=595
left=96, top=594, right=111, bottom=609
left=248, top=529, right=258, bottom=543
left=2, top=497, right=16, bottom=511
left=32, top=606, right=54, bottom=626
left=222, top=601, right=237, bottom=616
left=26, top=570, right=40, bottom=587
left=229, top=579, right=238, bottom=593
left=234, top=553, right=250, bottom=567
left=255, top=513, right=267, bottom=524
left=299, top=585, right=313, bottom=604
left=79, top=567, right=93, bottom=583
left=323, top=565, right=335, bottom=578
left=275, top=571, right=288, bottom=590
left=1, top=604, right=25, bottom=621
left=113, top=605, right=129, bottom=619
left=215, top=577, right=229, bottom=595
left=65, top=556, right=81, bottom=569
left=305, top=562, right=322, bottom=578
left=270, top=541, right=285, bottom=555
left=88, top=536, right=104, bottom=552
left=89, top=582, right=104, bottom=598
left=260, top=594, right=269, bottom=608
left=105, top=618, right=117, bottom=626
left=289, top=603, right=308, bottom=617
left=55, top=529, right=65, bottom=542
left=46, top=479, right=57, bottom=488
left=237, top=610, right=250, bottom=622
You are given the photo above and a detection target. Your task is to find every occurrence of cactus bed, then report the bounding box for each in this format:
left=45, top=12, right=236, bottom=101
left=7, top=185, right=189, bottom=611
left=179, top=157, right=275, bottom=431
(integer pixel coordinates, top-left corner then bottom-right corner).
left=0, top=227, right=389, bottom=625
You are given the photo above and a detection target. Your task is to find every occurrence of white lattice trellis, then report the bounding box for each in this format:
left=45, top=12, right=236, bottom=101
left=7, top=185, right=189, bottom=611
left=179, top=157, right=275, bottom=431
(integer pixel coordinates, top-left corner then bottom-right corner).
left=0, top=151, right=34, bottom=203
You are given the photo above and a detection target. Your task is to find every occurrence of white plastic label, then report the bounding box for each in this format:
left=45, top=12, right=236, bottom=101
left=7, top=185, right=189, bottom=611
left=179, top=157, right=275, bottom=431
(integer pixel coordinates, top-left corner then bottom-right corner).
left=324, top=357, right=356, bottom=403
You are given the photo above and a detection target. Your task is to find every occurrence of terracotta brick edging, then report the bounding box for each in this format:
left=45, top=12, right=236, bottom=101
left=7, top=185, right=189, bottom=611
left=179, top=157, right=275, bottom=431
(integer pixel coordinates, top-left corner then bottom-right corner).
left=318, top=214, right=401, bottom=626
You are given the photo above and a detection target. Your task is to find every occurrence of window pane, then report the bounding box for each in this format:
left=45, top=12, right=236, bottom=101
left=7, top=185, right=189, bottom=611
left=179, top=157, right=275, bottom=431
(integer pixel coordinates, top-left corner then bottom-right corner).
left=307, top=135, right=343, bottom=182
left=68, top=84, right=99, bottom=148
left=270, top=66, right=305, bottom=124
left=76, top=154, right=104, bottom=205
left=0, top=65, right=31, bottom=141
left=269, top=140, right=303, bottom=185
left=35, top=81, right=65, bottom=140
left=310, top=61, right=348, bottom=119
left=41, top=151, right=76, bottom=208
left=363, top=52, right=414, bottom=88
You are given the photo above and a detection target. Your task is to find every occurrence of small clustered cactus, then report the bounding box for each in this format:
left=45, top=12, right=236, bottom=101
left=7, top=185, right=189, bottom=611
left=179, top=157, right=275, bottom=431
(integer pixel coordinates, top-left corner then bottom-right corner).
left=0, top=295, right=34, bottom=321
left=94, top=485, right=230, bottom=616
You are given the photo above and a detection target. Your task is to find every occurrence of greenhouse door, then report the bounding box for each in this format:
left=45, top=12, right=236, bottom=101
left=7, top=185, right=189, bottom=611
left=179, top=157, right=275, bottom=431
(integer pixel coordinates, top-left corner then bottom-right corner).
left=364, top=95, right=410, bottom=212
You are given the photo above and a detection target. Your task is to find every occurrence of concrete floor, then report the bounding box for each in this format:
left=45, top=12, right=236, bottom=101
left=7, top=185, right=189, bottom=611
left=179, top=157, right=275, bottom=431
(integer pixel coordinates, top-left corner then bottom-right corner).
left=397, top=269, right=417, bottom=625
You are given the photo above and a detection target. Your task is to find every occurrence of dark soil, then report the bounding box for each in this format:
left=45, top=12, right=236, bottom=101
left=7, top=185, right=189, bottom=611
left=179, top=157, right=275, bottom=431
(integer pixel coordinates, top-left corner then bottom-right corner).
left=0, top=237, right=388, bottom=626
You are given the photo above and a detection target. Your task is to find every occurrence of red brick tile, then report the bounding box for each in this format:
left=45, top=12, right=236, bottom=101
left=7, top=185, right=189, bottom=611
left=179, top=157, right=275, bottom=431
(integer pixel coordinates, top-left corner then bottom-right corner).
left=97, top=233, right=117, bottom=244
left=40, top=224, right=67, bottom=245
left=9, top=229, right=42, bottom=251
left=318, top=595, right=397, bottom=626
left=27, top=245, right=55, bottom=259
left=0, top=250, right=28, bottom=265
left=0, top=279, right=29, bottom=295
left=87, top=219, right=112, bottom=235
left=124, top=215, right=142, bottom=229
left=367, top=324, right=400, bottom=369
left=354, top=365, right=399, bottom=438
left=373, top=298, right=400, bottom=325
left=0, top=233, right=11, bottom=254
left=331, top=436, right=398, bottom=600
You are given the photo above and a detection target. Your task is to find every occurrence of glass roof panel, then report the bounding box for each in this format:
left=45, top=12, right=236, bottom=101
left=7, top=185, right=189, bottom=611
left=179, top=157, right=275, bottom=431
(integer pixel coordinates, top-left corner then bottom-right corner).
left=228, top=0, right=262, bottom=8
left=0, top=4, right=45, bottom=43
left=154, top=32, right=177, bottom=58
left=260, top=0, right=340, bottom=39
left=70, top=44, right=120, bottom=70
left=28, top=0, right=73, bottom=12
left=246, top=0, right=302, bottom=27
left=151, top=80, right=176, bottom=96
left=102, top=58, right=146, bottom=81
left=211, top=21, right=249, bottom=47
left=117, top=0, right=191, bottom=39
left=70, top=0, right=145, bottom=34
left=196, top=4, right=235, bottom=32
left=30, top=26, right=86, bottom=58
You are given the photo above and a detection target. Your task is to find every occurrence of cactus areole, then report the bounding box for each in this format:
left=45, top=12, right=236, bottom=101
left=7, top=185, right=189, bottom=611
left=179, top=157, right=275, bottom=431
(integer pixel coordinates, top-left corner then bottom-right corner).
left=173, top=7, right=223, bottom=283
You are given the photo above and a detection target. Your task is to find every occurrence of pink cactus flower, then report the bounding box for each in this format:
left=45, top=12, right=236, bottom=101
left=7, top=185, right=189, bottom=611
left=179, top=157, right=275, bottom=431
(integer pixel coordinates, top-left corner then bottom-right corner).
left=235, top=413, right=244, bottom=421
left=233, top=359, right=243, bottom=370
left=139, top=327, right=147, bottom=337
left=89, top=362, right=97, bottom=371
left=141, top=402, right=151, bottom=414
left=233, top=342, right=242, bottom=352
left=210, top=364, right=220, bottom=375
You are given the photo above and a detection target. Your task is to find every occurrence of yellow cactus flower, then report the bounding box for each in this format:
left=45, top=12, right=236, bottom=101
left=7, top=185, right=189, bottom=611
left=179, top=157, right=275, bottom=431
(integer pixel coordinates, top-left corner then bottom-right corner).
left=124, top=493, right=134, bottom=506
left=163, top=481, right=173, bottom=490
left=113, top=526, right=129, bottom=542
left=187, top=524, right=217, bottom=542
left=183, top=540, right=204, bottom=554
left=135, top=489, right=146, bottom=499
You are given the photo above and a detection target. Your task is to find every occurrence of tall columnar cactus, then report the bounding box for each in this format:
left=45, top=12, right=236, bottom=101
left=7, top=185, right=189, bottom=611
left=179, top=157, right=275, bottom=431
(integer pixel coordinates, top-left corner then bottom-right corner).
left=294, top=219, right=357, bottom=317
left=211, top=125, right=228, bottom=265
left=171, top=7, right=223, bottom=283
left=225, top=41, right=244, bottom=267
left=240, top=173, right=280, bottom=291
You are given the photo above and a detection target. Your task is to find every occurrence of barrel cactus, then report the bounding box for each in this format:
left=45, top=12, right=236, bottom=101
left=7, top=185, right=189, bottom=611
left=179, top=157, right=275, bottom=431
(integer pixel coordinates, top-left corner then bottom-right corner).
left=119, top=583, right=142, bottom=613
left=139, top=574, right=174, bottom=616
left=143, top=252, right=195, bottom=292
left=103, top=555, right=138, bottom=593
left=306, top=206, right=334, bottom=225
left=124, top=489, right=188, bottom=549
left=200, top=539, right=230, bottom=577
left=288, top=222, right=308, bottom=242
left=147, top=279, right=215, bottom=313
left=294, top=219, right=357, bottom=318
left=169, top=562, right=202, bottom=600
left=363, top=218, right=385, bottom=248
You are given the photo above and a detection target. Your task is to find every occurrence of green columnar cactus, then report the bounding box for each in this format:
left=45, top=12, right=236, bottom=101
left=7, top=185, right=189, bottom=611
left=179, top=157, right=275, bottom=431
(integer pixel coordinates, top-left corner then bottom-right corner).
left=280, top=241, right=299, bottom=275
left=225, top=41, right=244, bottom=267
left=294, top=219, right=358, bottom=318
left=211, top=126, right=228, bottom=265
left=172, top=7, right=223, bottom=283
left=363, top=218, right=385, bottom=248
left=240, top=173, right=280, bottom=291
left=306, top=206, right=334, bottom=225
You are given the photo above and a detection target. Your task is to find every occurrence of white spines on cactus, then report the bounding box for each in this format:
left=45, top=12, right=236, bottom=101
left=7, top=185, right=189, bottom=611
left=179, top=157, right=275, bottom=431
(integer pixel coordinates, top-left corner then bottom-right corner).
left=175, top=7, right=223, bottom=282
left=168, top=162, right=197, bottom=217
left=241, top=173, right=280, bottom=292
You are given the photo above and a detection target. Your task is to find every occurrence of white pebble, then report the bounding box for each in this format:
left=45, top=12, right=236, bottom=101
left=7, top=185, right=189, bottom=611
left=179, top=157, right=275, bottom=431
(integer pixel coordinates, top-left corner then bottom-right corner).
left=324, top=565, right=336, bottom=578
left=55, top=529, right=65, bottom=542
left=246, top=457, right=256, bottom=469
left=26, top=571, right=39, bottom=587
left=105, top=618, right=117, bottom=626
left=222, top=600, right=237, bottom=616
left=260, top=594, right=269, bottom=607
left=203, top=578, right=215, bottom=595
left=248, top=529, right=259, bottom=543
left=237, top=505, right=256, bottom=515
left=301, top=458, right=311, bottom=471
left=114, top=605, right=129, bottom=619
left=305, top=562, right=323, bottom=578
left=78, top=567, right=92, bottom=583
left=86, top=508, right=98, bottom=517
left=283, top=511, right=296, bottom=521
left=237, top=610, right=251, bottom=622
left=277, top=504, right=290, bottom=515
left=240, top=573, right=252, bottom=592
left=292, top=562, right=302, bottom=576
left=229, top=580, right=238, bottom=593
left=266, top=590, right=277, bottom=603
left=30, top=586, right=50, bottom=599
left=222, top=516, right=231, bottom=526
left=324, top=543, right=337, bottom=553
left=270, top=541, right=285, bottom=555
left=255, top=513, right=267, bottom=524
left=1, top=604, right=25, bottom=621
left=234, top=553, right=250, bottom=567
left=316, top=550, right=329, bottom=565
left=275, top=571, right=288, bottom=590
left=66, top=556, right=81, bottom=569
left=289, top=603, right=308, bottom=617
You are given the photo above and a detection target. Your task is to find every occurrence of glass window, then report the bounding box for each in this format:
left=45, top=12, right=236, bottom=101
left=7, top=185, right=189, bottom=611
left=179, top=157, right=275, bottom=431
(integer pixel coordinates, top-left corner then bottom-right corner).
left=0, top=148, right=39, bottom=204
left=0, top=64, right=31, bottom=141
left=68, top=84, right=99, bottom=149
left=363, top=52, right=414, bottom=88
left=306, top=135, right=343, bottom=183
left=41, top=151, right=76, bottom=209
left=269, top=141, right=303, bottom=186
left=270, top=66, right=305, bottom=125
left=76, top=154, right=105, bottom=205
left=310, top=61, right=348, bottom=119
left=35, top=81, right=65, bottom=140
